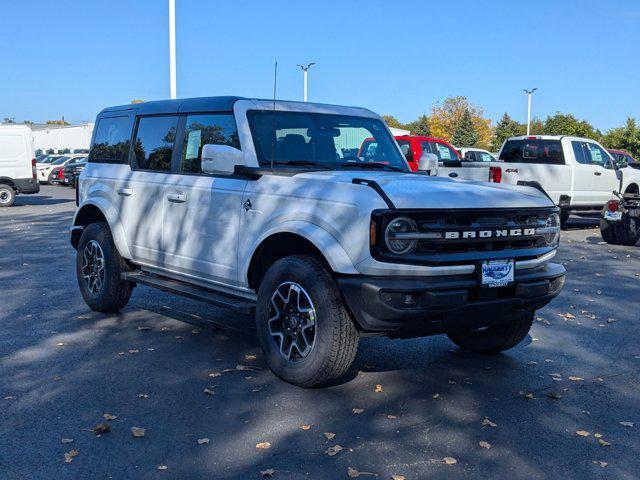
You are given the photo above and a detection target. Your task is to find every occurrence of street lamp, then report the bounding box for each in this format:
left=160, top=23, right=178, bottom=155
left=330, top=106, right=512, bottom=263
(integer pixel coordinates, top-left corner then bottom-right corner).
left=523, top=88, right=538, bottom=135
left=169, top=0, right=177, bottom=99
left=297, top=63, right=316, bottom=102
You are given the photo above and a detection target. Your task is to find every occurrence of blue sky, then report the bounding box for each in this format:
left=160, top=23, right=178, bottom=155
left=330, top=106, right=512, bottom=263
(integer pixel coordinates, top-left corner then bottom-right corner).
left=1, top=0, right=639, bottom=130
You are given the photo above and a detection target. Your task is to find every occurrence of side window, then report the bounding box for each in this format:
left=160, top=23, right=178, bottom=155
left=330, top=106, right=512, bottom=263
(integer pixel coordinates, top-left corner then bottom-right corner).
left=478, top=152, right=493, bottom=162
left=180, top=114, right=240, bottom=173
left=133, top=116, right=179, bottom=171
left=89, top=116, right=133, bottom=164
left=585, top=143, right=610, bottom=167
left=396, top=140, right=413, bottom=161
left=464, top=151, right=476, bottom=162
left=572, top=141, right=589, bottom=164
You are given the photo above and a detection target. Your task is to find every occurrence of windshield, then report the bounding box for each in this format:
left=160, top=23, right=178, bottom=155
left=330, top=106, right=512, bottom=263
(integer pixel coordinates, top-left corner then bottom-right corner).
left=500, top=139, right=564, bottom=164
left=247, top=110, right=408, bottom=171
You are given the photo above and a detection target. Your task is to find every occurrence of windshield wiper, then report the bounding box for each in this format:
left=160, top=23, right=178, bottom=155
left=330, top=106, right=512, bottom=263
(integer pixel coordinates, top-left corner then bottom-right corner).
left=340, top=162, right=405, bottom=172
left=267, top=160, right=331, bottom=170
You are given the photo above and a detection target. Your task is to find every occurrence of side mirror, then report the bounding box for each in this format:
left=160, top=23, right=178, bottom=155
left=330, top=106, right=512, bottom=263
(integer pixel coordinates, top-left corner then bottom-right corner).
left=418, top=152, right=439, bottom=176
left=201, top=144, right=244, bottom=175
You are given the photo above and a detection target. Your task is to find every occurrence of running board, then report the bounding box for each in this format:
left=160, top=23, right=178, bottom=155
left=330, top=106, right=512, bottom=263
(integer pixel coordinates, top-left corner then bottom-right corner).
left=121, top=271, right=255, bottom=314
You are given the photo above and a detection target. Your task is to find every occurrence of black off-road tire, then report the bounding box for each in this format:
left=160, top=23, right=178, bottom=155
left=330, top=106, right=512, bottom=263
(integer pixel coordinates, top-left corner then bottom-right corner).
left=600, top=217, right=619, bottom=244
left=447, top=309, right=534, bottom=354
left=614, top=213, right=640, bottom=246
left=560, top=210, right=570, bottom=229
left=0, top=184, right=16, bottom=207
left=255, top=255, right=359, bottom=388
left=76, top=222, right=133, bottom=312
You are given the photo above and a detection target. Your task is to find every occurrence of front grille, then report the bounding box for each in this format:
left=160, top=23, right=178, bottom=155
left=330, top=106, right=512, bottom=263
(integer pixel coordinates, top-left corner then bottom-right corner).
left=373, top=208, right=558, bottom=266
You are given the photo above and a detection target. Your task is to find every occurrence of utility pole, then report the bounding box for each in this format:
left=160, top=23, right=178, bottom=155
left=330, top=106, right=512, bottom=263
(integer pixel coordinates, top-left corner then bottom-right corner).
left=297, top=63, right=316, bottom=102
left=523, top=88, right=538, bottom=135
left=169, top=0, right=177, bottom=99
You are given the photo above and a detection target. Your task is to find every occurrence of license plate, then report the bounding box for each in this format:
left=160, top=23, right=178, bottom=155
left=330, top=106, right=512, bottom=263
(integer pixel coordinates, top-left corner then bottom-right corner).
left=604, top=210, right=622, bottom=221
left=481, top=259, right=514, bottom=288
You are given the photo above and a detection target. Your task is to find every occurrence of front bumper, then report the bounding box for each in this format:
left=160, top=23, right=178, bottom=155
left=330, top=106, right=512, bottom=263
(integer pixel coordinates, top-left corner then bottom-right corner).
left=338, top=262, right=565, bottom=339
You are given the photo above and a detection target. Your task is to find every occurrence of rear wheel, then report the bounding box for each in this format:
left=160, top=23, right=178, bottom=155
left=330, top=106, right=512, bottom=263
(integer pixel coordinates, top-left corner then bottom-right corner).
left=448, top=310, right=534, bottom=354
left=614, top=213, right=640, bottom=246
left=255, top=255, right=358, bottom=388
left=600, top=217, right=619, bottom=244
left=0, top=184, right=16, bottom=207
left=76, top=223, right=133, bottom=312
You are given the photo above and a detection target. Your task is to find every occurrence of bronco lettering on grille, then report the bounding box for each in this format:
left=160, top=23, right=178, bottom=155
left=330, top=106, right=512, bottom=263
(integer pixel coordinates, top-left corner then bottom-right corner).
left=444, top=228, right=536, bottom=240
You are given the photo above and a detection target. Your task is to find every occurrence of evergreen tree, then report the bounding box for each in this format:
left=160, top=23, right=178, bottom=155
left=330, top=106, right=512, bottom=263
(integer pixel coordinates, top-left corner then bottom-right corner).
left=451, top=108, right=479, bottom=147
left=406, top=115, right=430, bottom=136
left=491, top=113, right=522, bottom=151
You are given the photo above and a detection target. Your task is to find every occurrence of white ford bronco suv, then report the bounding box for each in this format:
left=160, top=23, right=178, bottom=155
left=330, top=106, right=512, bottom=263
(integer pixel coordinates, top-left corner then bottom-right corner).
left=71, top=97, right=565, bottom=387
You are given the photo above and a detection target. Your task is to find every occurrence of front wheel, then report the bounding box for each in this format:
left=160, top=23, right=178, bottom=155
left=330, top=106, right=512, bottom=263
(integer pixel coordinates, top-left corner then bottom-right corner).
left=76, top=223, right=133, bottom=312
left=0, top=184, right=16, bottom=207
left=447, top=310, right=534, bottom=354
left=255, top=255, right=359, bottom=388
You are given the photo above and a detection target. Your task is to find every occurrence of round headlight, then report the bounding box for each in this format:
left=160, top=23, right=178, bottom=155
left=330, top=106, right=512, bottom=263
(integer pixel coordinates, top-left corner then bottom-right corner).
left=542, top=213, right=560, bottom=246
left=384, top=217, right=418, bottom=255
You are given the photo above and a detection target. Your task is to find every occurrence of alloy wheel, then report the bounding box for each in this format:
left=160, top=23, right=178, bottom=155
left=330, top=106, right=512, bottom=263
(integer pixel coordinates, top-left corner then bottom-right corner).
left=268, top=282, right=317, bottom=361
left=82, top=240, right=105, bottom=294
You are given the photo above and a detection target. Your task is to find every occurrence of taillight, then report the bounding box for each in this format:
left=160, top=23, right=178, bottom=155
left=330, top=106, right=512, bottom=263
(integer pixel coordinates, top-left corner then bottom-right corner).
left=32, top=158, right=37, bottom=179
left=489, top=166, right=502, bottom=183
left=607, top=200, right=619, bottom=212
left=58, top=169, right=64, bottom=179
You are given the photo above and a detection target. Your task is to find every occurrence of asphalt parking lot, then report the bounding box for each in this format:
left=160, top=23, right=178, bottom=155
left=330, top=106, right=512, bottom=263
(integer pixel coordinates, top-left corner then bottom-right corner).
left=1, top=186, right=639, bottom=480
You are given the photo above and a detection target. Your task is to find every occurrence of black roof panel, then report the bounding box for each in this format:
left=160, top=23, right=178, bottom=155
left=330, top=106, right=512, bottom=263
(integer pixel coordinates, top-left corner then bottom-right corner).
left=99, top=96, right=246, bottom=116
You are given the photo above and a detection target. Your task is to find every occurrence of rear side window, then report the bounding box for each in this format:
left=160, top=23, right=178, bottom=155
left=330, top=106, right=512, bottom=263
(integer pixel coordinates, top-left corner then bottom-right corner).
left=133, top=116, right=179, bottom=171
left=180, top=114, right=239, bottom=173
left=89, top=116, right=133, bottom=164
left=421, top=141, right=459, bottom=163
left=396, top=140, right=413, bottom=161
left=500, top=140, right=564, bottom=164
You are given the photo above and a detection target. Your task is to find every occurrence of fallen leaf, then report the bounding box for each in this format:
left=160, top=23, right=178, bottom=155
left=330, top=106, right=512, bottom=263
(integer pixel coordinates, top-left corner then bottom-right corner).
left=56, top=342, right=65, bottom=347
left=157, top=465, right=168, bottom=470
left=594, top=433, right=602, bottom=438
left=245, top=354, right=257, bottom=360
left=61, top=438, right=74, bottom=444
left=593, top=461, right=608, bottom=468
left=385, top=414, right=398, bottom=420
left=576, top=430, right=590, bottom=437
left=326, top=445, right=344, bottom=456
left=558, top=313, right=576, bottom=320
left=479, top=441, right=491, bottom=449
left=138, top=393, right=149, bottom=399
left=191, top=329, right=200, bottom=334
left=482, top=418, right=497, bottom=428
left=547, top=392, right=562, bottom=400
left=103, top=413, right=118, bottom=421
left=374, top=384, right=383, bottom=393
left=203, top=388, right=215, bottom=395
left=93, top=422, right=111, bottom=435
left=352, top=408, right=364, bottom=414
left=619, top=421, right=634, bottom=427
left=324, top=432, right=336, bottom=440
left=443, top=457, right=457, bottom=465
left=64, top=449, right=78, bottom=463
left=391, top=476, right=406, bottom=480
left=525, top=393, right=534, bottom=399
left=568, top=376, right=584, bottom=381
left=128, top=349, right=139, bottom=354
left=131, top=427, right=146, bottom=438
left=197, top=438, right=210, bottom=445
left=208, top=372, right=222, bottom=378
left=347, top=467, right=376, bottom=478
left=260, top=469, right=275, bottom=477
left=598, top=439, right=611, bottom=447
left=300, top=425, right=311, bottom=431
left=256, top=442, right=271, bottom=449
left=432, top=393, right=440, bottom=399
left=137, top=326, right=151, bottom=331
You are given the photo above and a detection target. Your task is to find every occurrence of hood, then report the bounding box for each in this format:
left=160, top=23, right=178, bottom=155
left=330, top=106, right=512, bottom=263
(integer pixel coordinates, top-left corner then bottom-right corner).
left=293, top=170, right=554, bottom=209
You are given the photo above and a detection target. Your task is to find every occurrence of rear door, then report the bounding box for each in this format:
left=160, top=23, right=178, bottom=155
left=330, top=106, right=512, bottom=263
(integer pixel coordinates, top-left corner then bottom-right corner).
left=161, top=113, right=248, bottom=286
left=572, top=141, right=618, bottom=204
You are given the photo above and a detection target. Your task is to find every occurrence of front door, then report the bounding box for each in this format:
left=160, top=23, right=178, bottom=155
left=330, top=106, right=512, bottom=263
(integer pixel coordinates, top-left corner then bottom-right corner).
left=161, top=113, right=248, bottom=287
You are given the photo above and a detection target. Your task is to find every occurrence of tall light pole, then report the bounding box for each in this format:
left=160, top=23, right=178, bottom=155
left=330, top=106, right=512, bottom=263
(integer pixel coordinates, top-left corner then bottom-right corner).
left=169, top=0, right=177, bottom=99
left=297, top=63, right=316, bottom=102
left=523, top=87, right=537, bottom=135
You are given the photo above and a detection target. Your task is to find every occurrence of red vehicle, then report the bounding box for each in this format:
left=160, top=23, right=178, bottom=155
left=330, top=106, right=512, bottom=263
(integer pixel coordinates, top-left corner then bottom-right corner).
left=393, top=135, right=461, bottom=172
left=607, top=148, right=639, bottom=169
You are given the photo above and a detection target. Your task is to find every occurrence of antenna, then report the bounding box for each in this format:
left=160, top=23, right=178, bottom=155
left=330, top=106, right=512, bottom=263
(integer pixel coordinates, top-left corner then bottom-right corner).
left=271, top=61, right=277, bottom=170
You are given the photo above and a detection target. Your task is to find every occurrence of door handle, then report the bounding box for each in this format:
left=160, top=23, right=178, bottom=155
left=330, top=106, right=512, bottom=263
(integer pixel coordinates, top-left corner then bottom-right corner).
left=449, top=172, right=459, bottom=178
left=594, top=171, right=602, bottom=176
left=167, top=192, right=187, bottom=203
left=117, top=187, right=133, bottom=196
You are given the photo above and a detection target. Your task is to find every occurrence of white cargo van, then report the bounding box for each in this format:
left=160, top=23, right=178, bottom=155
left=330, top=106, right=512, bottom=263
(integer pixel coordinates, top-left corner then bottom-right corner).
left=0, top=125, right=40, bottom=206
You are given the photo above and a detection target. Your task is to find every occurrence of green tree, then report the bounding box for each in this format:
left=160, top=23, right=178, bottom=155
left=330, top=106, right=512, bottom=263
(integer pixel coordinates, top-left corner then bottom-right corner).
left=429, top=96, right=492, bottom=149
left=3, top=117, right=15, bottom=124
left=492, top=113, right=522, bottom=150
left=382, top=115, right=407, bottom=130
left=602, top=117, right=640, bottom=158
left=46, top=118, right=70, bottom=126
left=451, top=108, right=479, bottom=147
left=131, top=99, right=145, bottom=104
left=543, top=112, right=599, bottom=139
left=406, top=115, right=430, bottom=136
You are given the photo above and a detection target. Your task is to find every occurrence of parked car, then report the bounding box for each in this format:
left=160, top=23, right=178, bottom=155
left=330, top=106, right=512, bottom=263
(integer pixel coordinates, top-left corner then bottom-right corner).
left=71, top=96, right=565, bottom=388
left=36, top=154, right=64, bottom=168
left=493, top=135, right=640, bottom=224
left=37, top=154, right=84, bottom=184
left=458, top=147, right=497, bottom=163
left=61, top=157, right=87, bottom=187
left=0, top=125, right=40, bottom=206
left=608, top=149, right=639, bottom=169
left=366, top=135, right=500, bottom=182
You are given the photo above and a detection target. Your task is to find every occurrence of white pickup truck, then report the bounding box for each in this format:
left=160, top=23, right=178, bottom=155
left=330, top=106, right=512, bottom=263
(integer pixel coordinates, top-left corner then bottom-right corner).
left=493, top=135, right=640, bottom=224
